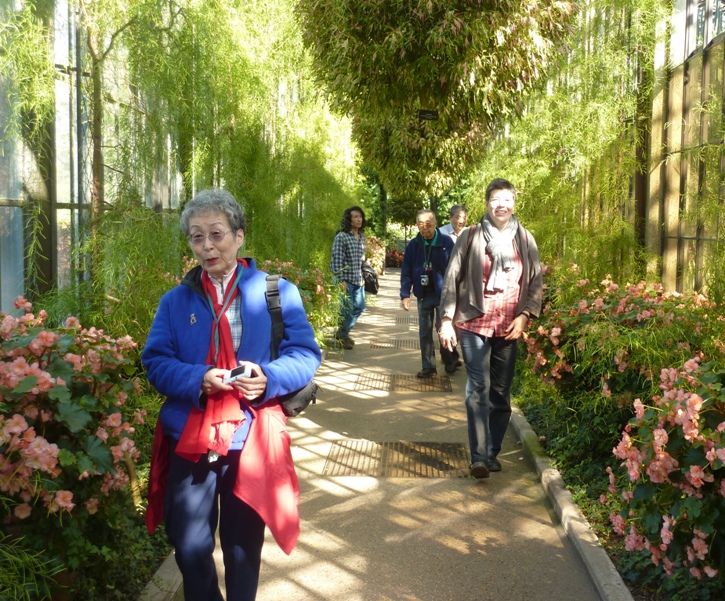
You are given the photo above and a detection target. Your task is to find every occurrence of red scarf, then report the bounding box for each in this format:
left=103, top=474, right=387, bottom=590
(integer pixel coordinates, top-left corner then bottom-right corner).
left=176, top=261, right=247, bottom=460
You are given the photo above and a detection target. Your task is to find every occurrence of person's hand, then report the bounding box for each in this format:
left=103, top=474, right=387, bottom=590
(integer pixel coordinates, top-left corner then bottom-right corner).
left=439, top=319, right=457, bottom=351
left=504, top=314, right=529, bottom=341
left=230, top=362, right=268, bottom=403
left=202, top=368, right=233, bottom=395
left=401, top=297, right=410, bottom=312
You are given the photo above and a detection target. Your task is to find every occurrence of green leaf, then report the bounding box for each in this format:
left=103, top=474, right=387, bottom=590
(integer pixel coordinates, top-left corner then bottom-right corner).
left=56, top=400, right=92, bottom=433
left=633, top=483, right=657, bottom=503
left=13, top=375, right=39, bottom=394
left=682, top=495, right=703, bottom=519
left=46, top=355, right=76, bottom=384
left=82, top=435, right=115, bottom=474
left=48, top=385, right=71, bottom=404
left=57, top=448, right=77, bottom=467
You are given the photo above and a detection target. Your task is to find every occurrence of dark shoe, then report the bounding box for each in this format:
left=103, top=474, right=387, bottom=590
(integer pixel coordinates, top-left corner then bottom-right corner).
left=348, top=336, right=355, bottom=346
left=444, top=362, right=457, bottom=374
left=416, top=367, right=437, bottom=378
left=454, top=360, right=462, bottom=368
left=487, top=456, right=502, bottom=472
left=469, top=461, right=490, bottom=479
left=337, top=337, right=354, bottom=350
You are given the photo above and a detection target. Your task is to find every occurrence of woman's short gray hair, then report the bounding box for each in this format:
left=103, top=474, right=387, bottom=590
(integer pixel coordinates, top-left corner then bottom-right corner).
left=179, top=189, right=246, bottom=237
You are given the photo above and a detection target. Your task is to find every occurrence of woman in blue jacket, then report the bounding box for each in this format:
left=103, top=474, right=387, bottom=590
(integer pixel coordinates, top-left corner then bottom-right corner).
left=142, top=189, right=321, bottom=601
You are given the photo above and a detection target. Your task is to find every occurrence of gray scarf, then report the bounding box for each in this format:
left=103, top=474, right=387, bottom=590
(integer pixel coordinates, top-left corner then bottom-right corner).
left=482, top=214, right=519, bottom=292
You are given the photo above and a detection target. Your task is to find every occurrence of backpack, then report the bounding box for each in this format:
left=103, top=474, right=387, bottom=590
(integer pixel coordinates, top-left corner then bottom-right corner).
left=361, top=261, right=379, bottom=294
left=264, top=275, right=319, bottom=417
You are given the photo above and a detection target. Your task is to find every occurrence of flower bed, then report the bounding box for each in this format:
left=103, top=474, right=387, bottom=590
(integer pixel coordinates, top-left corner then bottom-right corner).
left=519, top=263, right=725, bottom=599
left=1, top=297, right=164, bottom=599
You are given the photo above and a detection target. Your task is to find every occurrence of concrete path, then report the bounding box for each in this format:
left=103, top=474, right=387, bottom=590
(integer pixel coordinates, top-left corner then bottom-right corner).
left=142, top=268, right=633, bottom=601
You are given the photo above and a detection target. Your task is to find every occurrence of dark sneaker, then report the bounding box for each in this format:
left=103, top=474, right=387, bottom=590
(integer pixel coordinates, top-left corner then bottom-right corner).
left=444, top=363, right=457, bottom=374
left=416, top=367, right=437, bottom=378
left=469, top=461, right=490, bottom=479
left=338, top=337, right=354, bottom=350
left=487, top=456, right=502, bottom=472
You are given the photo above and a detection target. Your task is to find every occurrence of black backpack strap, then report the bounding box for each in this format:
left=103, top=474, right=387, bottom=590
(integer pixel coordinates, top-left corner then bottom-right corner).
left=265, top=275, right=285, bottom=361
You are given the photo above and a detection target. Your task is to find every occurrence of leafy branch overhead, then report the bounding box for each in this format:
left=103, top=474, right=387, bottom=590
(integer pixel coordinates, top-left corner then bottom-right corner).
left=296, top=0, right=576, bottom=197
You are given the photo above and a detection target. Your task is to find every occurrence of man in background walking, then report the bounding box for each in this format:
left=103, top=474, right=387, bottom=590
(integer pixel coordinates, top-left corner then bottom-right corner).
left=400, top=209, right=456, bottom=377
left=330, top=206, right=367, bottom=350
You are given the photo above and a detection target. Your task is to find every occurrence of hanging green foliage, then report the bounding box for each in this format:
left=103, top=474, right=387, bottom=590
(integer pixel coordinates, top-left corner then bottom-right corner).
left=296, top=0, right=577, bottom=198
left=469, top=0, right=668, bottom=283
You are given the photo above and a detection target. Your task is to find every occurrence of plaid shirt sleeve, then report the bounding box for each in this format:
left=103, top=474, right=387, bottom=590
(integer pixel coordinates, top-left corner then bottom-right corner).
left=330, top=233, right=347, bottom=283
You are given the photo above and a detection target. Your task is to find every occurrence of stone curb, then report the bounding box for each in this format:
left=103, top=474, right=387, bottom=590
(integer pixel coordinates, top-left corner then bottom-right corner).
left=138, top=549, right=181, bottom=601
left=510, top=406, right=634, bottom=601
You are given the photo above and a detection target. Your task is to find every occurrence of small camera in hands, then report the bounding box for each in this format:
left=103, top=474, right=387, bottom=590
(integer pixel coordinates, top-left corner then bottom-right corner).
left=223, top=363, right=251, bottom=384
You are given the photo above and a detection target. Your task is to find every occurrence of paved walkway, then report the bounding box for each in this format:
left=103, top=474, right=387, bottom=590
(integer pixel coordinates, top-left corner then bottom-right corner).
left=142, top=268, right=633, bottom=601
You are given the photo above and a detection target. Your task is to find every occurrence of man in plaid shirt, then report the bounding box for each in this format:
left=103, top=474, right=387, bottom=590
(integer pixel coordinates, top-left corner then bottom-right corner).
left=330, top=206, right=367, bottom=349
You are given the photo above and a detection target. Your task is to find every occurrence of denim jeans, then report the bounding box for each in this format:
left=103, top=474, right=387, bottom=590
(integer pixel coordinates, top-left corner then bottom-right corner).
left=459, top=329, right=519, bottom=463
left=338, top=282, right=365, bottom=339
left=417, top=295, right=456, bottom=370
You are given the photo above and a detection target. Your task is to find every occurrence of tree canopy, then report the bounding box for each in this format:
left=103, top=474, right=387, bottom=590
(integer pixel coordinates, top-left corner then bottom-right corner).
left=296, top=0, right=576, bottom=198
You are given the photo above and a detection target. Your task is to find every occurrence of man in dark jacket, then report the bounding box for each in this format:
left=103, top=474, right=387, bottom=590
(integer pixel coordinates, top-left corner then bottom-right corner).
left=400, top=209, right=457, bottom=377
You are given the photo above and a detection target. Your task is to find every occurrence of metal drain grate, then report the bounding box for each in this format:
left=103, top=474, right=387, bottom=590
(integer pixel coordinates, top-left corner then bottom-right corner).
left=359, top=315, right=397, bottom=325
left=397, top=316, right=419, bottom=325
left=354, top=374, right=452, bottom=392
left=323, top=440, right=469, bottom=477
left=369, top=338, right=420, bottom=350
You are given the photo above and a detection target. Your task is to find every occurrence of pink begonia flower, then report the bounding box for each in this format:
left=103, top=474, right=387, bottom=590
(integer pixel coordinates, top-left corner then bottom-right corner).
left=690, top=566, right=703, bottom=580
left=3, top=414, right=28, bottom=436
left=646, top=452, right=679, bottom=484
left=599, top=494, right=607, bottom=504
left=594, top=297, right=605, bottom=310
left=96, top=427, right=109, bottom=443
left=621, top=490, right=634, bottom=502
left=653, top=428, right=668, bottom=450
left=633, top=399, right=645, bottom=420
left=54, top=490, right=75, bottom=512
left=602, top=382, right=611, bottom=398
left=14, top=503, right=32, bottom=519
left=85, top=498, right=100, bottom=515
left=625, top=525, right=646, bottom=551
left=683, top=358, right=701, bottom=373
left=686, top=393, right=703, bottom=416
left=704, top=566, right=719, bottom=578
left=610, top=513, right=626, bottom=536
left=105, top=412, right=122, bottom=428
left=661, top=516, right=674, bottom=544
left=578, top=299, right=589, bottom=313
left=649, top=546, right=661, bottom=566
left=663, top=556, right=675, bottom=576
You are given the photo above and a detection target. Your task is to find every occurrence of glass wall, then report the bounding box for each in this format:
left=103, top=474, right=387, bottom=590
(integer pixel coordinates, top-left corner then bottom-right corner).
left=654, top=0, right=725, bottom=292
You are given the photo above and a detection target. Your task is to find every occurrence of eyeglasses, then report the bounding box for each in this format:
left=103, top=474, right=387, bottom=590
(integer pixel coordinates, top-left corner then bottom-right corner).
left=188, top=229, right=230, bottom=246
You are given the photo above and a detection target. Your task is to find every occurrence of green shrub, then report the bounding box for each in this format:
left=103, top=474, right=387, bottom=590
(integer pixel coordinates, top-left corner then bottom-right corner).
left=0, top=297, right=167, bottom=599
left=519, top=263, right=725, bottom=598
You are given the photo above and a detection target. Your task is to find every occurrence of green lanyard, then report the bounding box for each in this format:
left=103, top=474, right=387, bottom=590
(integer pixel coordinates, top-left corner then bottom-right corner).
left=423, top=231, right=438, bottom=269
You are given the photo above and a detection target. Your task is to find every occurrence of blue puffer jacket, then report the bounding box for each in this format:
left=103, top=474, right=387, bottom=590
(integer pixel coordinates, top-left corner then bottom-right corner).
left=142, top=259, right=322, bottom=446
left=400, top=230, right=454, bottom=301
